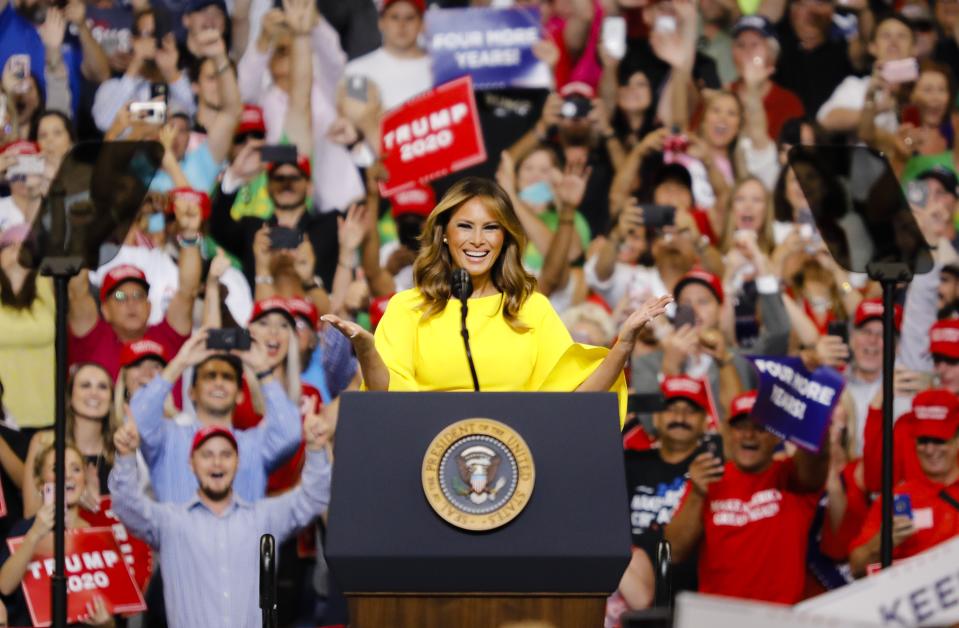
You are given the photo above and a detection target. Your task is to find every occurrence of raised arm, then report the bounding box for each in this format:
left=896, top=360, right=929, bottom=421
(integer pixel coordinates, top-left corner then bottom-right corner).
left=282, top=0, right=315, bottom=158
left=65, top=0, right=110, bottom=84
left=107, top=422, right=163, bottom=548
left=262, top=404, right=333, bottom=540
left=0, top=504, right=55, bottom=595
left=321, top=315, right=389, bottom=391
left=210, top=141, right=264, bottom=257
left=562, top=0, right=595, bottom=61
left=68, top=269, right=98, bottom=337
left=538, top=163, right=589, bottom=295
left=165, top=211, right=203, bottom=336
left=578, top=295, right=673, bottom=392
left=664, top=452, right=723, bottom=563
left=195, top=30, right=243, bottom=164
left=233, top=341, right=302, bottom=466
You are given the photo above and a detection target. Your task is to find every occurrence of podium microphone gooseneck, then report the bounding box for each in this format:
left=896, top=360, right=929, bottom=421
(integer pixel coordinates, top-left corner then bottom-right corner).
left=259, top=534, right=277, bottom=628
left=451, top=268, right=480, bottom=392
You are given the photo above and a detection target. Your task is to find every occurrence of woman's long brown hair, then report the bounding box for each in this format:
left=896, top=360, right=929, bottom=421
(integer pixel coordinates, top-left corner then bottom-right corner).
left=412, top=177, right=537, bottom=332
left=67, top=362, right=121, bottom=465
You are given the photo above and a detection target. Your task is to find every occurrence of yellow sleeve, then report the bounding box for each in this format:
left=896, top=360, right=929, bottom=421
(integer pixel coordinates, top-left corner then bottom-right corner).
left=372, top=289, right=421, bottom=391
left=524, top=293, right=628, bottom=428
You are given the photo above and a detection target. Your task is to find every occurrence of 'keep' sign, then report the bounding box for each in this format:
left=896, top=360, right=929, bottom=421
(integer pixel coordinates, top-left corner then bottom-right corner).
left=380, top=76, right=487, bottom=197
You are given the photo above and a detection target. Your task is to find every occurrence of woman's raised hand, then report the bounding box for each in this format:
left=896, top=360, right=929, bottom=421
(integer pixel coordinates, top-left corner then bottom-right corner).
left=617, top=294, right=674, bottom=346
left=321, top=314, right=375, bottom=354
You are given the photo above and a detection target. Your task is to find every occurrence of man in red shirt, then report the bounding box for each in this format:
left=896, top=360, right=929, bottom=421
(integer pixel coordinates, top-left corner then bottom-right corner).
left=850, top=389, right=959, bottom=576
left=862, top=319, right=959, bottom=492
left=665, top=390, right=829, bottom=604
left=67, top=252, right=200, bottom=380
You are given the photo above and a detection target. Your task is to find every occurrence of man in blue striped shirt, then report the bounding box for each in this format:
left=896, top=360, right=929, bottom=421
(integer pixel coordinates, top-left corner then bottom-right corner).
left=130, top=328, right=301, bottom=502
left=109, top=408, right=332, bottom=628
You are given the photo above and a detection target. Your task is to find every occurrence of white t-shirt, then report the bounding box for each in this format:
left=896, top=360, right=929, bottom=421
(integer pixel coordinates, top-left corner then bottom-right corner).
left=817, top=76, right=899, bottom=134
left=90, top=246, right=180, bottom=326
left=344, top=48, right=433, bottom=110
left=584, top=255, right=669, bottom=311
left=0, top=196, right=26, bottom=232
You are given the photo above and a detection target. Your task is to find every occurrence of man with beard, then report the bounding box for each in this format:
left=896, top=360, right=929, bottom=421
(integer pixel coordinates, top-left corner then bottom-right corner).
left=109, top=400, right=331, bottom=628
left=665, top=389, right=829, bottom=604
left=129, top=329, right=301, bottom=503
left=210, top=141, right=340, bottom=289
left=0, top=0, right=110, bottom=114
left=91, top=7, right=196, bottom=132
left=615, top=376, right=717, bottom=611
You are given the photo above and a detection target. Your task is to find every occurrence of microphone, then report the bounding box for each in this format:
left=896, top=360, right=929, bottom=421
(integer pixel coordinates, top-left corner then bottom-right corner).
left=451, top=269, right=480, bottom=392
left=259, top=534, right=277, bottom=628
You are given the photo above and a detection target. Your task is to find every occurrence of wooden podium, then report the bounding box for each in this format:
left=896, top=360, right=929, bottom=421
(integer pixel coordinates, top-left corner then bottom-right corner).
left=325, top=392, right=631, bottom=628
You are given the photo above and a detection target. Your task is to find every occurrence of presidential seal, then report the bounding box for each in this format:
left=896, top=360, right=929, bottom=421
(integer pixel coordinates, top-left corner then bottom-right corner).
left=422, top=418, right=535, bottom=531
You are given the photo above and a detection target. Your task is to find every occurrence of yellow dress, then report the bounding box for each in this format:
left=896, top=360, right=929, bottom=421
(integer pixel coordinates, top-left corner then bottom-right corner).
left=374, top=288, right=627, bottom=426
left=0, top=276, right=55, bottom=427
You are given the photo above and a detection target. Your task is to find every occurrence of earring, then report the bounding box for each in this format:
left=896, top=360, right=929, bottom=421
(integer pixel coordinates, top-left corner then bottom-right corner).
left=443, top=237, right=448, bottom=244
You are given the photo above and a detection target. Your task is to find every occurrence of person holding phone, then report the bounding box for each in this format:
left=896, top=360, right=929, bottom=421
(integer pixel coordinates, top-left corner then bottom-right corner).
left=613, top=376, right=715, bottom=614
left=91, top=8, right=196, bottom=133
left=849, top=389, right=959, bottom=577
left=128, top=328, right=301, bottom=503
left=665, top=389, right=829, bottom=604
left=0, top=443, right=114, bottom=627
left=0, top=140, right=45, bottom=232
left=632, top=265, right=790, bottom=419
left=818, top=15, right=916, bottom=134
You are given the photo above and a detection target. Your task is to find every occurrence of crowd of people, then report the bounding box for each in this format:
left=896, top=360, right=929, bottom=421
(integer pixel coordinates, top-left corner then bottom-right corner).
left=0, top=0, right=958, bottom=625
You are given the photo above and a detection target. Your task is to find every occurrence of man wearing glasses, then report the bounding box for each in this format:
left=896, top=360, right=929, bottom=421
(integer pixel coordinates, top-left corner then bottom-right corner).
left=67, top=254, right=199, bottom=380
left=209, top=144, right=340, bottom=291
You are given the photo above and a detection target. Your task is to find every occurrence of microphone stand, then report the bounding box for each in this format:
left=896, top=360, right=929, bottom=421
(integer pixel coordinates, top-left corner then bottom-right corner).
left=458, top=298, right=480, bottom=392
left=260, top=534, right=277, bottom=628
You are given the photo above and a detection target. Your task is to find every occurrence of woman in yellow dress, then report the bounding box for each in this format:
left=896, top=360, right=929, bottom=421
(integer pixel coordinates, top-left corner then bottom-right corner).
left=322, top=177, right=671, bottom=422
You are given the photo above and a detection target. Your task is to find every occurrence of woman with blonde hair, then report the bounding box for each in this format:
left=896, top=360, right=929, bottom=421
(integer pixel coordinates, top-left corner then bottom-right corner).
left=0, top=442, right=113, bottom=626
left=22, top=362, right=122, bottom=517
left=323, top=177, right=671, bottom=421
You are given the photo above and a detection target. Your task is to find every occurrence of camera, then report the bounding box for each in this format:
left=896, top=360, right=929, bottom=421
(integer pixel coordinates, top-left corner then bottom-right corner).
left=560, top=96, right=592, bottom=120
left=129, top=101, right=167, bottom=125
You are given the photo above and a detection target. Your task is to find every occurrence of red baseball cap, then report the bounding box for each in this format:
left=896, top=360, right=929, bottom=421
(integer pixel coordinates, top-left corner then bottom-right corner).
left=190, top=425, right=238, bottom=454
left=249, top=297, right=296, bottom=327
left=119, top=339, right=167, bottom=369
left=381, top=0, right=425, bottom=14
left=390, top=183, right=435, bottom=218
left=235, top=104, right=266, bottom=136
left=168, top=187, right=211, bottom=221
left=266, top=153, right=312, bottom=179
left=930, top=319, right=959, bottom=359
left=909, top=389, right=959, bottom=440
left=559, top=81, right=596, bottom=100
left=729, top=390, right=757, bottom=421
left=674, top=268, right=724, bottom=305
left=287, top=296, right=318, bottom=330
left=100, top=265, right=150, bottom=303
left=661, top=375, right=709, bottom=412
left=854, top=298, right=902, bottom=331
left=0, top=140, right=40, bottom=157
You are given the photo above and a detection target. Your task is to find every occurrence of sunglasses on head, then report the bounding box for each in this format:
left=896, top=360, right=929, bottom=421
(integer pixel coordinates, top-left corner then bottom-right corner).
left=234, top=131, right=265, bottom=144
